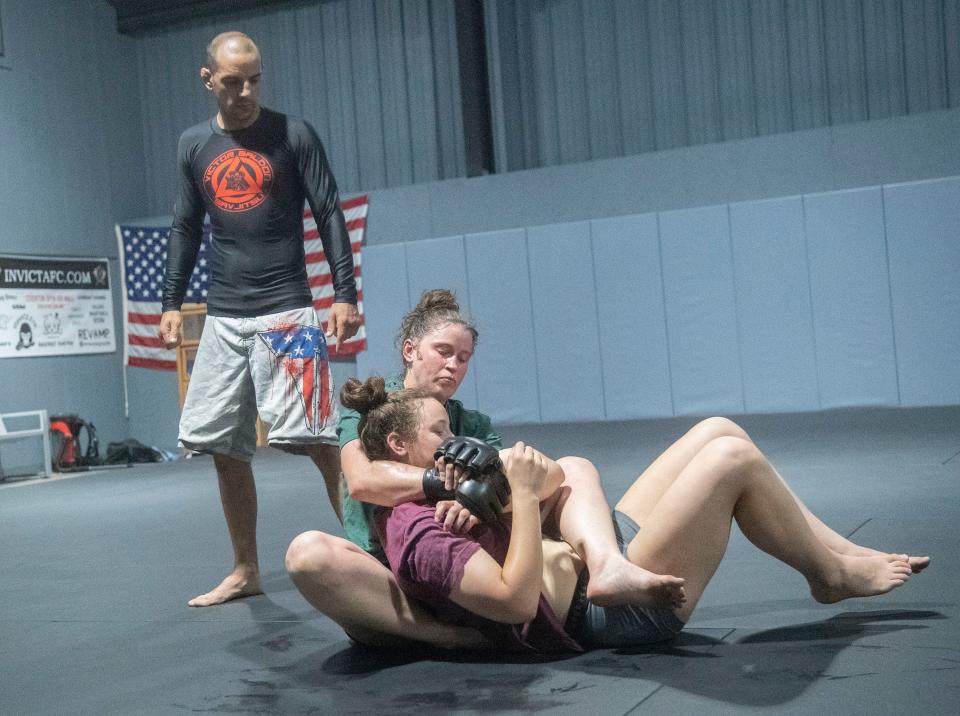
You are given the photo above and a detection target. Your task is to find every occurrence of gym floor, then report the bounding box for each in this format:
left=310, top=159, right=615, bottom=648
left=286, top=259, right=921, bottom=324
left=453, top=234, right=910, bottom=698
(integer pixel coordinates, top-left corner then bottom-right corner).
left=3, top=406, right=957, bottom=715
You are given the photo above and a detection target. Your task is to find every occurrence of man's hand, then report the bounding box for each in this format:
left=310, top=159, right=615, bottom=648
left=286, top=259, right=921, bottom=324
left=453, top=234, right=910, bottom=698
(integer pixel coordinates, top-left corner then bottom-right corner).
left=159, top=310, right=183, bottom=349
left=326, top=302, right=361, bottom=346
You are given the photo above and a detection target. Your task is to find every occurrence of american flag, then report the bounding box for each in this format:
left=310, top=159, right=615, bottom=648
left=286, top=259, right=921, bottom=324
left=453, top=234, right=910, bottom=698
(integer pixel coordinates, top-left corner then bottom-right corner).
left=116, top=195, right=368, bottom=371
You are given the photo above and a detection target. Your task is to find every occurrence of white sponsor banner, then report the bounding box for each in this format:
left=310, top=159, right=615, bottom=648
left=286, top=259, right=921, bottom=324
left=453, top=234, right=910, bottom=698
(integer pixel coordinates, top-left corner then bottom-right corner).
left=0, top=254, right=116, bottom=358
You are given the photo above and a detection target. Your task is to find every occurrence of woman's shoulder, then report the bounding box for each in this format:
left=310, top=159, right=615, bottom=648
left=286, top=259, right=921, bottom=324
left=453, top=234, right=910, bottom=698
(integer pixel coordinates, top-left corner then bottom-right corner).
left=446, top=400, right=500, bottom=446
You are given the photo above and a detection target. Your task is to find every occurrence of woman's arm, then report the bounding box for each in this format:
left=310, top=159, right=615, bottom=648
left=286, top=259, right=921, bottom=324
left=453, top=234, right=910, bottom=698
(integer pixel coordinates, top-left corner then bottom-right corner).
left=344, top=433, right=561, bottom=518
left=449, top=443, right=547, bottom=623
left=536, top=451, right=565, bottom=501
left=494, top=446, right=565, bottom=508
left=341, top=440, right=426, bottom=507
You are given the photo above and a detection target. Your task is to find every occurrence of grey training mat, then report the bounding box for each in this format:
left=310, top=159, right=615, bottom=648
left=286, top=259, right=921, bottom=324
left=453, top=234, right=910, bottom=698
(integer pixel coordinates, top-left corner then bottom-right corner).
left=2, top=406, right=957, bottom=715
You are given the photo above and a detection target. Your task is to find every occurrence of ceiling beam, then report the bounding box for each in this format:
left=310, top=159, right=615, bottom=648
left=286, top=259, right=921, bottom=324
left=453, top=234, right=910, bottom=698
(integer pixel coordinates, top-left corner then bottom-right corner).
left=105, top=0, right=307, bottom=36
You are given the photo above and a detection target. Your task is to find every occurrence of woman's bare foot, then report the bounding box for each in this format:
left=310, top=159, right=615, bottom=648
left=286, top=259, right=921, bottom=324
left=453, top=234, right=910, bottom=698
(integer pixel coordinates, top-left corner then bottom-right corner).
left=586, top=557, right=686, bottom=609
left=828, top=543, right=931, bottom=574
left=809, top=553, right=911, bottom=604
left=188, top=568, right=262, bottom=607
left=794, top=499, right=930, bottom=575
left=877, top=553, right=929, bottom=574
left=901, top=554, right=930, bottom=573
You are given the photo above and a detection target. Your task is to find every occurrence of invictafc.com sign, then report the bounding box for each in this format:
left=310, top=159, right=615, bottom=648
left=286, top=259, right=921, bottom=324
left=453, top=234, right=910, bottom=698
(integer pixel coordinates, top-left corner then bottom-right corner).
left=0, top=254, right=115, bottom=359
left=0, top=257, right=110, bottom=290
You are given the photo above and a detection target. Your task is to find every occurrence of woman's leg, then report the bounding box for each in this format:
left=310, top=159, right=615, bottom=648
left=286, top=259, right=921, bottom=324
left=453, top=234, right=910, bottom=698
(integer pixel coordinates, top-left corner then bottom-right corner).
left=549, top=457, right=685, bottom=608
left=619, top=417, right=929, bottom=572
left=775, top=474, right=930, bottom=573
left=618, top=437, right=912, bottom=623
left=616, top=417, right=752, bottom=525
left=286, top=531, right=487, bottom=648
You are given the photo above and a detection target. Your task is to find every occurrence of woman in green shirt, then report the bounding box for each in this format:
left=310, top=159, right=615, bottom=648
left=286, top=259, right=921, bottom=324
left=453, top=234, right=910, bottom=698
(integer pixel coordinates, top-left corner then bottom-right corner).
left=287, top=289, right=682, bottom=647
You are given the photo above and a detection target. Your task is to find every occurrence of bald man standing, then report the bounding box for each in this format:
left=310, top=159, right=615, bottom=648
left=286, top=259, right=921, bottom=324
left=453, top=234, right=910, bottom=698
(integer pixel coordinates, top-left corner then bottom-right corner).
left=160, top=32, right=361, bottom=607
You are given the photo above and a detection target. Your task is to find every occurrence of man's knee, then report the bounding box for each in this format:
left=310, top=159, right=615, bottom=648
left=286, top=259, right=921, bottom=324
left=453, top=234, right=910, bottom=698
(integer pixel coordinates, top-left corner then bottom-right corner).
left=213, top=452, right=254, bottom=478
left=308, top=442, right=341, bottom=471
left=311, top=441, right=339, bottom=458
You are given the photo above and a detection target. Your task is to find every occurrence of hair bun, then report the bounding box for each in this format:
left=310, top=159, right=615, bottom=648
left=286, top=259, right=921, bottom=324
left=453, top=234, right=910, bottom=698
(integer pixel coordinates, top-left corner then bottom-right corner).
left=340, top=376, right=389, bottom=414
left=396, top=288, right=478, bottom=363
left=415, top=288, right=460, bottom=314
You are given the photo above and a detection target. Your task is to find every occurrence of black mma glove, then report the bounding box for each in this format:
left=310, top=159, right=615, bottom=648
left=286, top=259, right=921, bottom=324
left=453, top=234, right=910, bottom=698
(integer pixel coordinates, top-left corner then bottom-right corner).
left=434, top=436, right=503, bottom=479
left=422, top=467, right=455, bottom=503
left=455, top=472, right=511, bottom=523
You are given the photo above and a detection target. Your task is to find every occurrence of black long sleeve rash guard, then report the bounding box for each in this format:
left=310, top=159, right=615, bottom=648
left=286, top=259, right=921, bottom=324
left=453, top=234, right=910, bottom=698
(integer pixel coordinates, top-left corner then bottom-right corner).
left=161, top=108, right=357, bottom=318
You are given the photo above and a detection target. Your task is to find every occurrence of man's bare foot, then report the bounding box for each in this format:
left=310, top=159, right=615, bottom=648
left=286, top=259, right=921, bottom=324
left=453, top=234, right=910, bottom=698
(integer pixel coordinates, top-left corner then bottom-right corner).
left=188, top=569, right=262, bottom=607
left=586, top=557, right=686, bottom=609
left=809, top=553, right=911, bottom=604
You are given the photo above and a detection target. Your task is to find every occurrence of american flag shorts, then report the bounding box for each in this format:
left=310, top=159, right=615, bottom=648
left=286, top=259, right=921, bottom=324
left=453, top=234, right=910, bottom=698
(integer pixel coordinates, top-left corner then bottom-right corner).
left=178, top=306, right=338, bottom=460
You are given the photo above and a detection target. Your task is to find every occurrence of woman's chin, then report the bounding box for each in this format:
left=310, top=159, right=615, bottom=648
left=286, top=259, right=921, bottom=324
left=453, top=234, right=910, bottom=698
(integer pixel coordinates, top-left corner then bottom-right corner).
left=435, top=382, right=457, bottom=402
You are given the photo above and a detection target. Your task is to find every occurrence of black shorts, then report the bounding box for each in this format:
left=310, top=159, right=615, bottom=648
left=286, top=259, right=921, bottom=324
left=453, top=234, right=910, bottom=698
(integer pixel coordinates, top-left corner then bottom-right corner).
left=564, top=510, right=685, bottom=648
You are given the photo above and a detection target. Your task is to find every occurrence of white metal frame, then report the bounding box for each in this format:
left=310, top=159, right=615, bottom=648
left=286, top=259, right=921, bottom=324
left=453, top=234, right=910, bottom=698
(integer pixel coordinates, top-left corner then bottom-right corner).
left=0, top=410, right=51, bottom=479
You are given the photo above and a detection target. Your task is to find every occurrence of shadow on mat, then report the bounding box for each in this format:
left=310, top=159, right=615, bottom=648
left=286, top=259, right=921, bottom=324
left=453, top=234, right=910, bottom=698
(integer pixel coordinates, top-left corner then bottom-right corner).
left=222, top=586, right=346, bottom=664
left=735, top=608, right=946, bottom=644
left=317, top=610, right=945, bottom=708
left=317, top=608, right=944, bottom=675
left=568, top=608, right=946, bottom=707
left=218, top=591, right=946, bottom=710
left=320, top=640, right=581, bottom=676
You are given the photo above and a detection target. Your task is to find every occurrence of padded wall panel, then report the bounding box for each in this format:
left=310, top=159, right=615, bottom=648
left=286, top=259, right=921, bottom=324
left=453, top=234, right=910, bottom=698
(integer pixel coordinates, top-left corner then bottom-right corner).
left=354, top=243, right=410, bottom=381
left=659, top=205, right=745, bottom=415
left=729, top=196, right=820, bottom=412
left=803, top=188, right=899, bottom=407
left=464, top=230, right=541, bottom=424
left=883, top=177, right=960, bottom=405
left=526, top=222, right=606, bottom=422
left=404, top=236, right=479, bottom=409
left=590, top=213, right=673, bottom=419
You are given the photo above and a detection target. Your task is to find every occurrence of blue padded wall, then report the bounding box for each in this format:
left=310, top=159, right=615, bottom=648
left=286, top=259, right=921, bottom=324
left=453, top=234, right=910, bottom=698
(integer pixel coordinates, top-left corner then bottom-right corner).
left=354, top=175, right=958, bottom=428
left=883, top=177, right=960, bottom=406
left=404, top=236, right=479, bottom=410
left=803, top=188, right=899, bottom=408
left=354, top=243, right=409, bottom=381
left=659, top=205, right=744, bottom=416
left=526, top=222, right=605, bottom=422
left=464, top=230, right=541, bottom=424
left=729, top=196, right=819, bottom=412
left=590, top=214, right=673, bottom=419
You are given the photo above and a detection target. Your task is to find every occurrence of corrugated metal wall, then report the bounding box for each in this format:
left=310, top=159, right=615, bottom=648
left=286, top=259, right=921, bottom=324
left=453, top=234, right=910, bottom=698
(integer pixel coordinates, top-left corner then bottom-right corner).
left=486, top=0, right=960, bottom=171
left=137, top=0, right=465, bottom=216
left=135, top=0, right=960, bottom=212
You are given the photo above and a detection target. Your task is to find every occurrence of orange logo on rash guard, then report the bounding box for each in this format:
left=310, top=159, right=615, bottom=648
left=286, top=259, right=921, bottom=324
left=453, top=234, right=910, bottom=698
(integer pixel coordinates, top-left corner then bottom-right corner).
left=203, top=149, right=274, bottom=212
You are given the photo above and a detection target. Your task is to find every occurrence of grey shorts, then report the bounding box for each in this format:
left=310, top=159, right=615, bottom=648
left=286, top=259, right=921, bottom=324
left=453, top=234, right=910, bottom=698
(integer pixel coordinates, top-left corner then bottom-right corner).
left=564, top=510, right=685, bottom=649
left=179, top=306, right=339, bottom=461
